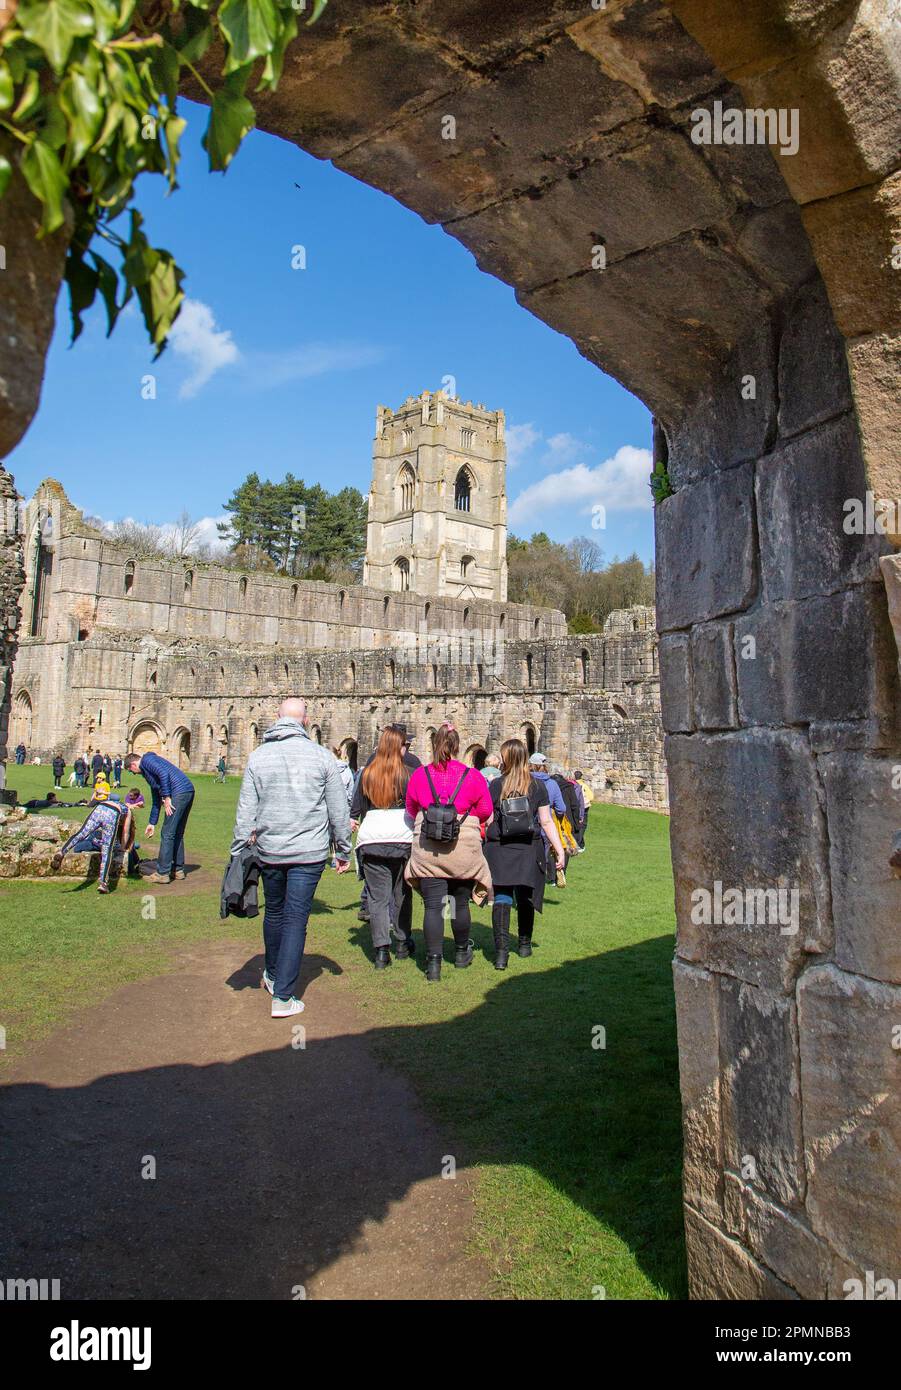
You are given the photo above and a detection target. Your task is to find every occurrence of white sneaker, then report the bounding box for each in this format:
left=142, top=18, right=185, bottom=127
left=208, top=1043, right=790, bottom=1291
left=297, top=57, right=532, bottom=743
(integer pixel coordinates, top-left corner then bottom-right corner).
left=271, top=996, right=304, bottom=1018
left=262, top=970, right=274, bottom=995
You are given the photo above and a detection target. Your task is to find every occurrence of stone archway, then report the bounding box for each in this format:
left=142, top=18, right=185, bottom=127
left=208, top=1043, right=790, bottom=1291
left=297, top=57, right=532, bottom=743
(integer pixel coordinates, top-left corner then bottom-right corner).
left=463, top=742, right=487, bottom=769
left=172, top=727, right=191, bottom=771
left=0, top=1, right=898, bottom=1301
left=338, top=737, right=359, bottom=773
left=11, top=690, right=33, bottom=750
left=129, top=721, right=163, bottom=758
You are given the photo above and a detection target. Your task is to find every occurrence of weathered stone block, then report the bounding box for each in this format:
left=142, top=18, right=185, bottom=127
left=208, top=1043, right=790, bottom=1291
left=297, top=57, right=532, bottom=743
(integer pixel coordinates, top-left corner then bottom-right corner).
left=458, top=125, right=730, bottom=291
left=756, top=414, right=887, bottom=603
left=777, top=278, right=853, bottom=440
left=719, top=978, right=806, bottom=1209
left=569, top=0, right=721, bottom=108
left=848, top=332, right=901, bottom=547
left=798, top=965, right=901, bottom=1275
left=23, top=816, right=62, bottom=842
left=802, top=171, right=901, bottom=340
left=673, top=961, right=722, bottom=1222
left=735, top=585, right=899, bottom=729
left=691, top=621, right=738, bottom=730
left=685, top=1205, right=799, bottom=1300
left=523, top=235, right=770, bottom=418
left=655, top=463, right=758, bottom=631
left=659, top=633, right=693, bottom=733
left=665, top=320, right=777, bottom=486
left=820, top=753, right=901, bottom=984
left=668, top=729, right=832, bottom=990
left=882, top=552, right=901, bottom=662
left=724, top=1172, right=830, bottom=1300
left=736, top=200, right=818, bottom=296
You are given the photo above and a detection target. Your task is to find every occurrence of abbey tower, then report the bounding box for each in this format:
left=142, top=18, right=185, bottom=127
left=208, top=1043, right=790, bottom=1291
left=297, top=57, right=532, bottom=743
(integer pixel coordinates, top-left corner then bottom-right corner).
left=363, top=390, right=507, bottom=602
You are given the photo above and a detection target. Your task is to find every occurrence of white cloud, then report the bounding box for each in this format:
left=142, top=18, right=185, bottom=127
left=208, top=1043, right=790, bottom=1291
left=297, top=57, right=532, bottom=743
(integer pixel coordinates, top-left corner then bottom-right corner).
left=242, top=342, right=385, bottom=390
left=169, top=298, right=240, bottom=399
left=505, top=422, right=540, bottom=468
left=508, top=445, right=653, bottom=527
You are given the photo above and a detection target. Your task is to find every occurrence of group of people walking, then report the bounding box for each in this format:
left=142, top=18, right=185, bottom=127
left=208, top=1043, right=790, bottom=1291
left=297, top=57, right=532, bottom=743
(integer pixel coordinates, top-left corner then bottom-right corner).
left=227, top=698, right=593, bottom=1017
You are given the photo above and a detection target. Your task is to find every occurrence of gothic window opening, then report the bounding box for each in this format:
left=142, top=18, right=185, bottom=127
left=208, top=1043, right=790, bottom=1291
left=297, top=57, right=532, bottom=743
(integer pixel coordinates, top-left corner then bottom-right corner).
left=394, top=557, right=410, bottom=592
left=454, top=468, right=472, bottom=512
left=124, top=561, right=135, bottom=595
left=461, top=427, right=474, bottom=450
left=461, top=554, right=474, bottom=578
left=397, top=464, right=415, bottom=513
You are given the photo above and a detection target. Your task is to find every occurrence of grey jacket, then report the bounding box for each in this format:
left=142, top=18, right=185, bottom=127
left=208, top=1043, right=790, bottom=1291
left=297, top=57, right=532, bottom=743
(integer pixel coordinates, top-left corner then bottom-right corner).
left=230, top=718, right=352, bottom=864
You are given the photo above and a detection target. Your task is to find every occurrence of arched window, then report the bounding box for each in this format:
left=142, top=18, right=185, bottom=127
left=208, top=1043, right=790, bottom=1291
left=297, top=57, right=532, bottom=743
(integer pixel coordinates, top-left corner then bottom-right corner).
left=239, top=576, right=248, bottom=602
left=348, top=661, right=356, bottom=691
left=463, top=606, right=470, bottom=627
left=581, top=648, right=590, bottom=684
left=394, top=557, right=410, bottom=592
left=461, top=554, right=474, bottom=578
left=291, top=582, right=298, bottom=609
left=383, top=594, right=390, bottom=617
left=424, top=602, right=430, bottom=624
left=124, top=560, right=135, bottom=595
left=149, top=670, right=157, bottom=687
left=454, top=468, right=472, bottom=512
left=397, top=463, right=415, bottom=513
left=184, top=569, right=194, bottom=599
left=461, top=427, right=474, bottom=450
left=314, top=661, right=321, bottom=688
left=387, top=658, right=396, bottom=690
left=525, top=653, right=533, bottom=687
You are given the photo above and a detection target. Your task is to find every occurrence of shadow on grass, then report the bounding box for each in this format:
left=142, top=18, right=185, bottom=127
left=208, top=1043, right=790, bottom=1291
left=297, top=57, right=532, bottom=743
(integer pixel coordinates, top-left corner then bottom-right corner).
left=0, top=932, right=685, bottom=1299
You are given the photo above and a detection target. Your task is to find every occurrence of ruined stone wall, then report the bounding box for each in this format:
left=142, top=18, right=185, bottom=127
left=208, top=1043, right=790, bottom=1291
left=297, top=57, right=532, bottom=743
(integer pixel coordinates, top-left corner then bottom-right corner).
left=23, top=508, right=562, bottom=652
left=11, top=616, right=665, bottom=810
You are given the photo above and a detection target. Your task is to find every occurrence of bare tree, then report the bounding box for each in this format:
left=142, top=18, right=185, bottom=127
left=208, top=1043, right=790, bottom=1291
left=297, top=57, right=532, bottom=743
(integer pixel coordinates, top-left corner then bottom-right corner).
left=164, top=510, right=203, bottom=559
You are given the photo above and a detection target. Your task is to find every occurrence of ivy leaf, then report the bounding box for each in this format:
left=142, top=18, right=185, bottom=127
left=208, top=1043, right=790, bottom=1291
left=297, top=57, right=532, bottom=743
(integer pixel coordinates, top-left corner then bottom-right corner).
left=13, top=70, right=42, bottom=123
left=59, top=69, right=104, bottom=166
left=0, top=154, right=12, bottom=201
left=0, top=61, right=13, bottom=113
left=218, top=0, right=281, bottom=74
left=90, top=0, right=122, bottom=45
left=89, top=249, right=122, bottom=336
left=65, top=246, right=99, bottom=342
left=149, top=41, right=180, bottom=109
left=17, top=0, right=96, bottom=76
left=259, top=9, right=296, bottom=91
left=202, top=82, right=255, bottom=171
left=134, top=249, right=185, bottom=356
left=163, top=111, right=187, bottom=189
left=20, top=139, right=69, bottom=234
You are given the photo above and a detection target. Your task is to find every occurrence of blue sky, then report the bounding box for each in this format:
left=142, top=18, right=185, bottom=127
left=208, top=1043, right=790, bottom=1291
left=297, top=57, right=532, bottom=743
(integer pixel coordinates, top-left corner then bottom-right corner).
left=7, top=101, right=654, bottom=564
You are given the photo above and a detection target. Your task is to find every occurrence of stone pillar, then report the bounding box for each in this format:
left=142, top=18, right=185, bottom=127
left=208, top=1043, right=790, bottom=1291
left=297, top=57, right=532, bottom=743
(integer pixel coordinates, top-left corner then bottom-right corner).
left=659, top=276, right=901, bottom=1299
left=0, top=466, right=24, bottom=801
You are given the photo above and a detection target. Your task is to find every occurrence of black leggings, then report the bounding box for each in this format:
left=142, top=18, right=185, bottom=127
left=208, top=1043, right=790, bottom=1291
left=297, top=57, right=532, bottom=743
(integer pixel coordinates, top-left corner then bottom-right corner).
left=419, top=878, right=472, bottom=954
left=493, top=885, right=536, bottom=939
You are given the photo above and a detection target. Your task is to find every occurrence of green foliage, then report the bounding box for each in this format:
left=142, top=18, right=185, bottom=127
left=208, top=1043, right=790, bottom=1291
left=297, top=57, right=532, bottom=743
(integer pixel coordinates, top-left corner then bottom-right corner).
left=507, top=532, right=656, bottom=631
left=650, top=458, right=673, bottom=504
left=0, top=0, right=328, bottom=354
left=218, top=471, right=368, bottom=578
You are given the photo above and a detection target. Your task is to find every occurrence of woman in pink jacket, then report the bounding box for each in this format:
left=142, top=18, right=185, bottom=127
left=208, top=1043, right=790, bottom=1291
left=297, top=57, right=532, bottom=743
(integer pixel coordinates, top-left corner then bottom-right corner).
left=405, top=723, right=494, bottom=981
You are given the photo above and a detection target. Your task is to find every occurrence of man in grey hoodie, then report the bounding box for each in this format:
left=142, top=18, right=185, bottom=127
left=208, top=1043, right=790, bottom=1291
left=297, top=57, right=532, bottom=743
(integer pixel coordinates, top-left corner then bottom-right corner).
left=231, top=698, right=352, bottom=1018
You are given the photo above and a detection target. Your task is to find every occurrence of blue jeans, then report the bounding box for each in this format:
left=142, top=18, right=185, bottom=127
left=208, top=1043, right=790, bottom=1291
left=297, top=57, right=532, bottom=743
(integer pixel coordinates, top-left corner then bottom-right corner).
left=156, top=789, right=194, bottom=876
left=261, top=861, right=326, bottom=1000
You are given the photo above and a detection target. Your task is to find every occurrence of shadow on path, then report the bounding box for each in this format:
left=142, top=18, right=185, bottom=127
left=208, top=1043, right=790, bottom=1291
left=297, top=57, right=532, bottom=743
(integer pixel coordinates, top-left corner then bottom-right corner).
left=0, top=934, right=684, bottom=1299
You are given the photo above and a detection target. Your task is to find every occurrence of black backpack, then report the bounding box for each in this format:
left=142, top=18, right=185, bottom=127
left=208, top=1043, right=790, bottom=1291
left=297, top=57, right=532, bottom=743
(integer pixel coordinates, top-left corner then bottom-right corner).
left=422, top=766, right=468, bottom=843
left=498, top=793, right=533, bottom=838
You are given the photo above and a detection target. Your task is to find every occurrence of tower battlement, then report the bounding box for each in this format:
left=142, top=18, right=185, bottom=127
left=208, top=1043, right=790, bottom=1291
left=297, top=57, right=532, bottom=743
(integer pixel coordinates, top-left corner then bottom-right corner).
left=363, top=389, right=507, bottom=602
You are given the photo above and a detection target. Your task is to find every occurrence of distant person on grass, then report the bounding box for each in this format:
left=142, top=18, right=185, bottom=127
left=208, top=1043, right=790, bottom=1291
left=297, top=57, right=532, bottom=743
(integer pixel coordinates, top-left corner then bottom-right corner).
left=52, top=753, right=65, bottom=788
left=15, top=743, right=26, bottom=765
left=124, top=749, right=195, bottom=885
left=231, top=697, right=352, bottom=1019
left=216, top=753, right=227, bottom=783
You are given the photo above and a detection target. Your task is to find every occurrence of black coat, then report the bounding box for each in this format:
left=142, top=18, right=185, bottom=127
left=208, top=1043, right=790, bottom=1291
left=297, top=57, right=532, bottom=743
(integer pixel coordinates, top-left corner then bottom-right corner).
left=483, top=776, right=550, bottom=909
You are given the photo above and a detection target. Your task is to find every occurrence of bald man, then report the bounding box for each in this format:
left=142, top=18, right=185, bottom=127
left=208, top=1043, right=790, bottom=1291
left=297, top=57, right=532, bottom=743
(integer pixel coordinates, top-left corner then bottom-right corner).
left=231, top=698, right=352, bottom=1018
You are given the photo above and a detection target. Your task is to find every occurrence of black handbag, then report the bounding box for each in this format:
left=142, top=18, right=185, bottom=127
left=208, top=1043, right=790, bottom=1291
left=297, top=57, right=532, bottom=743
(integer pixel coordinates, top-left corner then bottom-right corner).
left=499, top=794, right=532, bottom=837
left=422, top=766, right=468, bottom=843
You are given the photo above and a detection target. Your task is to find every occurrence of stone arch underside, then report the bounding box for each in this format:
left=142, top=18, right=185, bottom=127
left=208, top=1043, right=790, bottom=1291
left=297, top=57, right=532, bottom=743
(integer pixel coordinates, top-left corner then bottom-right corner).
left=0, top=0, right=898, bottom=1301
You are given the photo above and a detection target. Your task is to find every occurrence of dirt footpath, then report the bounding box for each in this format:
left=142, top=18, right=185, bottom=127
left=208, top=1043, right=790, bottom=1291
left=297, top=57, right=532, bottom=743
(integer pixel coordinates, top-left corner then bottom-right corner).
left=0, top=940, right=490, bottom=1300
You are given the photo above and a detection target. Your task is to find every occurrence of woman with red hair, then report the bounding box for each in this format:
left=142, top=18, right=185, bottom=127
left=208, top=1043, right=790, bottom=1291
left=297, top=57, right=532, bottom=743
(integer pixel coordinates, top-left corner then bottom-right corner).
left=404, top=723, right=493, bottom=981
left=352, top=727, right=416, bottom=968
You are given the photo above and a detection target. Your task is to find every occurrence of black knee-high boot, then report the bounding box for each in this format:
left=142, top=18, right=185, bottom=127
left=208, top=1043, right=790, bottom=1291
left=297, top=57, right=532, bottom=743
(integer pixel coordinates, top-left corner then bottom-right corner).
left=492, top=902, right=511, bottom=970
left=517, top=896, right=535, bottom=957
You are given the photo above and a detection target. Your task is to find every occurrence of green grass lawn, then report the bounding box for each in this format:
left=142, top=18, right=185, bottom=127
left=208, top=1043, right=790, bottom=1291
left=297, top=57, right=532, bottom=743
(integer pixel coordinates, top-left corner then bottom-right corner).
left=1, top=762, right=685, bottom=1299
